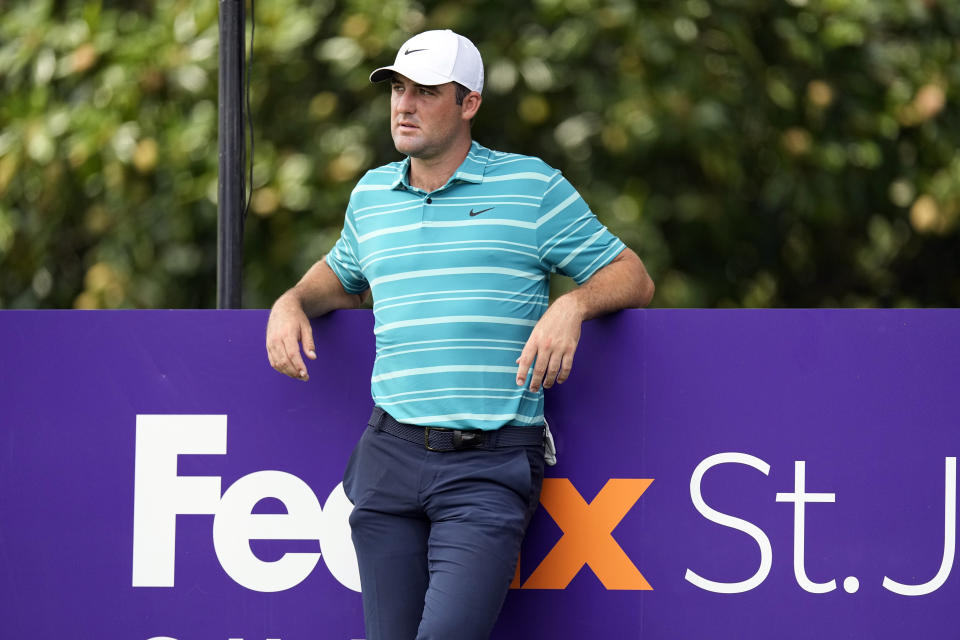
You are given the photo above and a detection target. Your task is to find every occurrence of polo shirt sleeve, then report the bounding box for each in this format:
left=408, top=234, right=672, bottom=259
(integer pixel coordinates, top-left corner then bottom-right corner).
left=536, top=172, right=626, bottom=284
left=324, top=204, right=369, bottom=294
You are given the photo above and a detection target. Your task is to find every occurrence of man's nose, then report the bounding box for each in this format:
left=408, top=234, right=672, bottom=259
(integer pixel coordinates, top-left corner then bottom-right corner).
left=396, top=90, right=416, bottom=114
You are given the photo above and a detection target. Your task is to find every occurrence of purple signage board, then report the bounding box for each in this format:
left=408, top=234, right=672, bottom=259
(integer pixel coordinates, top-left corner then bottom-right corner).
left=1, top=309, right=958, bottom=639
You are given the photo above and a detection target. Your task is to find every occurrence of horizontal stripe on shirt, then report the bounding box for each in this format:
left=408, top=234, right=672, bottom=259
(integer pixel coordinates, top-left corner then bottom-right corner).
left=375, top=392, right=541, bottom=408
left=370, top=364, right=519, bottom=383
left=369, top=267, right=545, bottom=288
left=375, top=295, right=547, bottom=315
left=372, top=386, right=533, bottom=400
left=374, top=315, right=538, bottom=336
left=357, top=218, right=539, bottom=244
left=398, top=413, right=545, bottom=426
left=363, top=246, right=541, bottom=270
left=375, top=337, right=527, bottom=353
left=374, top=288, right=547, bottom=307
left=375, top=344, right=523, bottom=361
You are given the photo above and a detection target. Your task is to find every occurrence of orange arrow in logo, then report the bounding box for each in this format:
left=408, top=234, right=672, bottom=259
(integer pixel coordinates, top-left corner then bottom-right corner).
left=520, top=478, right=654, bottom=590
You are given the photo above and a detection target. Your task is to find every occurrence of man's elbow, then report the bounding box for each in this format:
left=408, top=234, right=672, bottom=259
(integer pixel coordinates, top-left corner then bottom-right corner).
left=638, top=274, right=655, bottom=308
left=618, top=249, right=654, bottom=308
left=352, top=288, right=371, bottom=309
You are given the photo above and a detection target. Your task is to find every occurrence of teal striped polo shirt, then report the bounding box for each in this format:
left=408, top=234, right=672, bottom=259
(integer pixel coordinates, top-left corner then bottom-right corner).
left=325, top=140, right=626, bottom=430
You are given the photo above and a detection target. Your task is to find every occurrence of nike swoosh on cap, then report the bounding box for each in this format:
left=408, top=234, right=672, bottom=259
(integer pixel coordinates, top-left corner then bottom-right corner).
left=404, top=48, right=428, bottom=55
left=469, top=207, right=494, bottom=217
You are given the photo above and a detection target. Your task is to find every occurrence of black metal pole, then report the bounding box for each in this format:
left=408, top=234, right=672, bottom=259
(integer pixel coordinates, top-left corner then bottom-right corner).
left=217, top=0, right=245, bottom=309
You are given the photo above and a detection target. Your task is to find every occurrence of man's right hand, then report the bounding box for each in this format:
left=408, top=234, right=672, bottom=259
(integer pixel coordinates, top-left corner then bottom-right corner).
left=266, top=293, right=317, bottom=382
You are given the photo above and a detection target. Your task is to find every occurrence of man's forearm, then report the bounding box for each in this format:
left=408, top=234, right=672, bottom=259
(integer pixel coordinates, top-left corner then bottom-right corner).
left=562, top=248, right=654, bottom=322
left=514, top=248, right=653, bottom=391
left=282, top=258, right=367, bottom=318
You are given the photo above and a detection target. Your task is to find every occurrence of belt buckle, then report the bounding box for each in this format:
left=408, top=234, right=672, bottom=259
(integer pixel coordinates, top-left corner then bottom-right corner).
left=453, top=429, right=484, bottom=449
left=424, top=427, right=484, bottom=451
left=424, top=426, right=451, bottom=452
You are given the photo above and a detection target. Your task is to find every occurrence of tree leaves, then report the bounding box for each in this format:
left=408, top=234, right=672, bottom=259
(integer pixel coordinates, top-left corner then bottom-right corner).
left=1, top=0, right=958, bottom=308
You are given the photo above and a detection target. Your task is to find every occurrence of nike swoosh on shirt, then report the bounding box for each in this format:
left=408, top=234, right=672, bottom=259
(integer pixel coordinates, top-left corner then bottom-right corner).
left=469, top=208, right=494, bottom=217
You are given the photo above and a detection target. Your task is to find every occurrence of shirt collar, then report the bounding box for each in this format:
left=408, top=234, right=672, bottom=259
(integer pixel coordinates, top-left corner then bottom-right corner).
left=389, top=157, right=412, bottom=191
left=451, top=141, right=489, bottom=184
left=391, top=141, right=490, bottom=191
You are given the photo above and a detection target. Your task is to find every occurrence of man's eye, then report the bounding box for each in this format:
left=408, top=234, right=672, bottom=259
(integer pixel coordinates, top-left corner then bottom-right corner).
left=419, top=88, right=433, bottom=95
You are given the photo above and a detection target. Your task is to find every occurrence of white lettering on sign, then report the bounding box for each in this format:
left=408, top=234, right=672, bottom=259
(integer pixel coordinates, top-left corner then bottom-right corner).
left=882, top=456, right=956, bottom=596
left=684, top=452, right=773, bottom=594
left=132, top=418, right=958, bottom=598
left=775, top=460, right=837, bottom=594
left=685, top=452, right=958, bottom=596
left=213, top=470, right=324, bottom=592
left=132, top=414, right=359, bottom=593
left=133, top=415, right=225, bottom=587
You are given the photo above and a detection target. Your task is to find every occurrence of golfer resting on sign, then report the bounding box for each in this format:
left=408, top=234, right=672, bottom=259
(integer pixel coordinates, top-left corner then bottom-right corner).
left=266, top=29, right=654, bottom=640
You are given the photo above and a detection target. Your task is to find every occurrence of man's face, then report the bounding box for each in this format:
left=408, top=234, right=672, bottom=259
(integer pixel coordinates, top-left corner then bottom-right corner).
left=390, top=74, right=467, bottom=160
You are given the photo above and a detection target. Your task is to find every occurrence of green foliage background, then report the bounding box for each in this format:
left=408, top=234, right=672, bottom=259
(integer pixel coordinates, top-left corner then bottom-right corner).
left=2, top=0, right=958, bottom=309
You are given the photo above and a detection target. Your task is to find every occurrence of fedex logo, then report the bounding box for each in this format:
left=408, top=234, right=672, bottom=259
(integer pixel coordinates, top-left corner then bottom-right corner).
left=132, top=415, right=359, bottom=592
left=132, top=415, right=649, bottom=593
left=133, top=415, right=957, bottom=597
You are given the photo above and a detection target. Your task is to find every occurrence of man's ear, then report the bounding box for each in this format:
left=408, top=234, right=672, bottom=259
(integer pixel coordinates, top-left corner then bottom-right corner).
left=460, top=92, right=482, bottom=121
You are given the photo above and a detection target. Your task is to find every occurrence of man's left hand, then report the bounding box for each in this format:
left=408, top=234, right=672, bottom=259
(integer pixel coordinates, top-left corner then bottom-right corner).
left=515, top=295, right=584, bottom=392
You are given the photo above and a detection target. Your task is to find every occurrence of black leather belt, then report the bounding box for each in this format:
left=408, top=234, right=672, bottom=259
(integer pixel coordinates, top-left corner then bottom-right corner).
left=369, top=406, right=545, bottom=452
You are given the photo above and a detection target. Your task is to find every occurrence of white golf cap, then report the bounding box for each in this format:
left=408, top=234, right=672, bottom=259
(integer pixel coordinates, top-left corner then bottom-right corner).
left=370, top=30, right=484, bottom=94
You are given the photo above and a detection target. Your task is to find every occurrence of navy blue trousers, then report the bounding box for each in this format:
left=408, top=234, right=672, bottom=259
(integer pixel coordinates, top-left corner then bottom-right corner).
left=342, top=419, right=545, bottom=640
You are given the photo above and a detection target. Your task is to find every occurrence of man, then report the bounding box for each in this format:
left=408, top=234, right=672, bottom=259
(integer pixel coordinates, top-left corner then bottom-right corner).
left=266, top=29, right=654, bottom=640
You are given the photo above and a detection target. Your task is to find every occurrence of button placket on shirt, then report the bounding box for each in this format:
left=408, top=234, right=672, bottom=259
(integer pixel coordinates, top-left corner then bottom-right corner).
left=423, top=178, right=465, bottom=223
left=423, top=195, right=433, bottom=220
left=422, top=186, right=449, bottom=222
left=402, top=184, right=430, bottom=224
